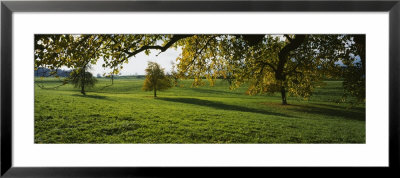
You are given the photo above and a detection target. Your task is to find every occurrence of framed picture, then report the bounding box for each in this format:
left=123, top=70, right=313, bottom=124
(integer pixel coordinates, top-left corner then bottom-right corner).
left=1, top=0, right=399, bottom=177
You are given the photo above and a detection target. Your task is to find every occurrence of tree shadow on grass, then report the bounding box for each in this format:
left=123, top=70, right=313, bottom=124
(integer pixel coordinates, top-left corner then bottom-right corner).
left=159, top=97, right=293, bottom=118
left=72, top=94, right=113, bottom=101
left=92, top=85, right=143, bottom=94
left=316, top=102, right=365, bottom=110
left=189, top=87, right=244, bottom=96
left=287, top=103, right=365, bottom=121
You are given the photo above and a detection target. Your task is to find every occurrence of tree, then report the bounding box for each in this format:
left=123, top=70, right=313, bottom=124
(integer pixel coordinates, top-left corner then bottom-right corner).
left=341, top=35, right=365, bottom=103
left=175, top=34, right=363, bottom=104
left=35, top=34, right=104, bottom=94
left=142, top=62, right=172, bottom=97
left=68, top=67, right=97, bottom=95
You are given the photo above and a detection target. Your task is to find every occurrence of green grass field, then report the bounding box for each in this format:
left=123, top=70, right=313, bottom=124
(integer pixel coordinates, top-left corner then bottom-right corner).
left=34, top=77, right=365, bottom=143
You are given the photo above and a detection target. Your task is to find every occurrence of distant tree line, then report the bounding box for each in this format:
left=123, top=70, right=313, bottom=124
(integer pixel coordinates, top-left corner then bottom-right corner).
left=34, top=67, right=71, bottom=77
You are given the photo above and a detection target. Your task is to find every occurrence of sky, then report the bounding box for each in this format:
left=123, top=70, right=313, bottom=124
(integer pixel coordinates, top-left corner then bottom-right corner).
left=89, top=47, right=182, bottom=76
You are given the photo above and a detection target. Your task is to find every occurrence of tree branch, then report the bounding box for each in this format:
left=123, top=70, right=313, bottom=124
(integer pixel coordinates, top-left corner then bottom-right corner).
left=124, top=35, right=193, bottom=59
left=276, top=35, right=306, bottom=80
left=284, top=34, right=292, bottom=42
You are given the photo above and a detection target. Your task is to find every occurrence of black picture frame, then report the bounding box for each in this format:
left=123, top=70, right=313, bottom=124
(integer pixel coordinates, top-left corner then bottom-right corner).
left=1, top=0, right=399, bottom=177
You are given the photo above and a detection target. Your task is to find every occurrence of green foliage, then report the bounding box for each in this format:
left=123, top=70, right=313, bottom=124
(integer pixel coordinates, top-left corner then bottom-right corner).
left=35, top=34, right=178, bottom=78
left=175, top=34, right=365, bottom=104
left=342, top=63, right=365, bottom=103
left=35, top=35, right=103, bottom=70
left=35, top=34, right=365, bottom=103
left=142, top=62, right=172, bottom=97
left=34, top=77, right=365, bottom=143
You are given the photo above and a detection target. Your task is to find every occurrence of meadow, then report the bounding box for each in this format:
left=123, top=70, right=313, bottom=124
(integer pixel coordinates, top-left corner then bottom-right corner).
left=34, top=77, right=365, bottom=143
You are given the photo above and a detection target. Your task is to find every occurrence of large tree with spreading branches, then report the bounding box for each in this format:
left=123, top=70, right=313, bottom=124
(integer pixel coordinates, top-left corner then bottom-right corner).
left=35, top=34, right=365, bottom=104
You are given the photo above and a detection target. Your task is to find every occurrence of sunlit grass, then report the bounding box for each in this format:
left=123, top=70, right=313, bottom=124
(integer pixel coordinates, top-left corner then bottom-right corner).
left=34, top=77, right=365, bottom=143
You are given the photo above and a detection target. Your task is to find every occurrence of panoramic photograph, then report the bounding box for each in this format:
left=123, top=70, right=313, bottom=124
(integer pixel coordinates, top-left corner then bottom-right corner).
left=34, top=34, right=365, bottom=143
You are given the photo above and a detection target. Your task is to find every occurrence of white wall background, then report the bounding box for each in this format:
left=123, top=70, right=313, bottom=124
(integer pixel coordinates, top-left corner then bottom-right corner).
left=13, top=12, right=388, bottom=167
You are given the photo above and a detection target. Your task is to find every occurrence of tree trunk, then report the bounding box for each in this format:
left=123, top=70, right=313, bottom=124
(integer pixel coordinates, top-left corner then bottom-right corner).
left=153, top=77, right=157, bottom=98
left=81, top=66, right=86, bottom=95
left=281, top=86, right=287, bottom=105
left=354, top=35, right=365, bottom=73
left=81, top=85, right=86, bottom=95
left=275, top=35, right=305, bottom=105
left=80, top=64, right=88, bottom=95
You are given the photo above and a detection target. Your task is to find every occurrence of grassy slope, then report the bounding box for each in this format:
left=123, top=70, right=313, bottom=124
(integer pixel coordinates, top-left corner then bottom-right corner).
left=34, top=77, right=365, bottom=143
